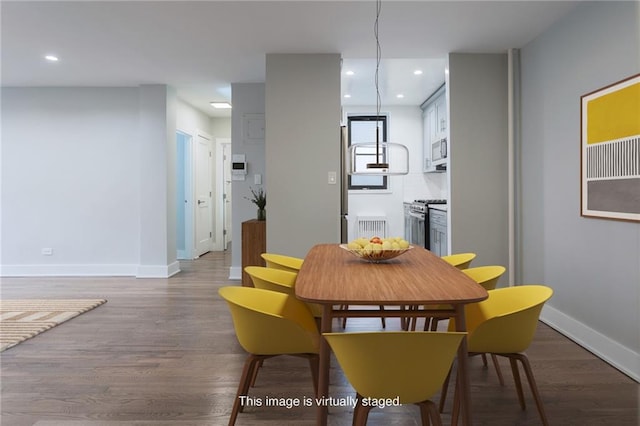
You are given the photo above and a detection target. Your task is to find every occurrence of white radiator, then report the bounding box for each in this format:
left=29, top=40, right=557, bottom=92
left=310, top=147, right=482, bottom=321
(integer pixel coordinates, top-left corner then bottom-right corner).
left=356, top=216, right=388, bottom=239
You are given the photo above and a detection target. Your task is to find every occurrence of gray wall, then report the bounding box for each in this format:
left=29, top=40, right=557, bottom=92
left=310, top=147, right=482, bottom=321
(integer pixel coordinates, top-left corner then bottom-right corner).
left=520, top=1, right=639, bottom=379
left=230, top=83, right=265, bottom=278
left=265, top=54, right=342, bottom=257
left=1, top=85, right=180, bottom=277
left=139, top=85, right=178, bottom=276
left=211, top=117, right=232, bottom=139
left=448, top=53, right=510, bottom=279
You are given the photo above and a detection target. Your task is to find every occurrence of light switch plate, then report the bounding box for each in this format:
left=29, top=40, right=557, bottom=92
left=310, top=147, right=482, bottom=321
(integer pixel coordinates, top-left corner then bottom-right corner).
left=328, top=171, right=337, bottom=184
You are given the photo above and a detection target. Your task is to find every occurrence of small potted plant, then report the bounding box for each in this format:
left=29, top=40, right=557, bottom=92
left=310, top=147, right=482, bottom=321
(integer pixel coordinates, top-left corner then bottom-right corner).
left=246, top=187, right=266, bottom=220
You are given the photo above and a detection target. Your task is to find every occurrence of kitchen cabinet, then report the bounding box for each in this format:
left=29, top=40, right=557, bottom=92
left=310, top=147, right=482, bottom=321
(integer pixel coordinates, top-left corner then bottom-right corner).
left=422, top=85, right=448, bottom=172
left=429, top=208, right=447, bottom=256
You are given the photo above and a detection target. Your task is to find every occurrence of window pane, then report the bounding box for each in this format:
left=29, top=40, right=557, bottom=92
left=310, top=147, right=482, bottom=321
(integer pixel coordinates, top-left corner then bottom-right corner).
left=348, top=115, right=388, bottom=190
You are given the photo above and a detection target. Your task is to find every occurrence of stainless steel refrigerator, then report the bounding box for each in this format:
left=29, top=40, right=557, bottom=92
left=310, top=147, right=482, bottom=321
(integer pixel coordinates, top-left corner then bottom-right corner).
left=340, top=125, right=349, bottom=243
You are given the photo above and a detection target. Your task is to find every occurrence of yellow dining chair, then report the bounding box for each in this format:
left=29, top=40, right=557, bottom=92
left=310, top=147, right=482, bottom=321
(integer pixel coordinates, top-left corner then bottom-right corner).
left=324, top=331, right=466, bottom=426
left=243, top=266, right=322, bottom=389
left=442, top=285, right=553, bottom=426
left=462, top=265, right=506, bottom=291
left=218, top=286, right=320, bottom=426
left=441, top=252, right=477, bottom=270
left=401, top=253, right=477, bottom=331
left=257, top=254, right=385, bottom=329
left=244, top=265, right=323, bottom=318
left=427, top=265, right=506, bottom=331
left=260, top=252, right=304, bottom=272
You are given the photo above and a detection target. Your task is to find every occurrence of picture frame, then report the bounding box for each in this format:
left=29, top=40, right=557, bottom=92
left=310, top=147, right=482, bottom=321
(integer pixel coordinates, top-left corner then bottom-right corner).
left=580, top=74, right=640, bottom=222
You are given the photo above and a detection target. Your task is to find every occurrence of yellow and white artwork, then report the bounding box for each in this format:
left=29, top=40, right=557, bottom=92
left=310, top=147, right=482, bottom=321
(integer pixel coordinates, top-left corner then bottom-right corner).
left=581, top=74, right=640, bottom=221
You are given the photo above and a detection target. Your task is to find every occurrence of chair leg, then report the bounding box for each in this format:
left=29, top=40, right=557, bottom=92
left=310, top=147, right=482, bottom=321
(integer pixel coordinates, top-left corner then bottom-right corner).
left=403, top=305, right=415, bottom=330
left=418, top=401, right=431, bottom=426
left=417, top=400, right=442, bottom=426
left=341, top=304, right=348, bottom=328
left=342, top=305, right=347, bottom=328
left=229, top=355, right=262, bottom=425
left=378, top=305, right=386, bottom=328
left=250, top=358, right=264, bottom=387
left=428, top=401, right=443, bottom=426
left=308, top=355, right=320, bottom=397
left=491, top=354, right=505, bottom=385
left=439, top=366, right=453, bottom=413
left=512, top=353, right=550, bottom=426
left=353, top=394, right=372, bottom=426
left=239, top=357, right=260, bottom=413
left=481, top=353, right=488, bottom=366
left=410, top=306, right=418, bottom=331
left=428, top=317, right=439, bottom=331
left=508, top=356, right=527, bottom=410
left=400, top=305, right=408, bottom=330
left=451, top=374, right=461, bottom=426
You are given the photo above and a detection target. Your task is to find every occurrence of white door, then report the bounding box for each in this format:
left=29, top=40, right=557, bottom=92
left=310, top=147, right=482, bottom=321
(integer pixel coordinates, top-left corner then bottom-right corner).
left=176, top=131, right=194, bottom=260
left=195, top=133, right=213, bottom=256
left=223, top=142, right=232, bottom=249
left=214, top=138, right=231, bottom=252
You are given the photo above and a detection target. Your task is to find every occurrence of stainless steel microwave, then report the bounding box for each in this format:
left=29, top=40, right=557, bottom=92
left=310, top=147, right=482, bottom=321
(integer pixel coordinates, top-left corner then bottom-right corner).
left=432, top=137, right=447, bottom=163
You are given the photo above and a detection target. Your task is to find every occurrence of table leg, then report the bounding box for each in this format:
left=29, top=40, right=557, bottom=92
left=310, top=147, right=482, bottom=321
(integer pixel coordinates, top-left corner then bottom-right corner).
left=453, top=305, right=471, bottom=426
left=316, top=304, right=333, bottom=426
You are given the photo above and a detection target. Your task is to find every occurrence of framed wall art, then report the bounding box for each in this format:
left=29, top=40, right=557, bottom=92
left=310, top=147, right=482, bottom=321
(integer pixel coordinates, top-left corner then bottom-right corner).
left=580, top=73, right=640, bottom=222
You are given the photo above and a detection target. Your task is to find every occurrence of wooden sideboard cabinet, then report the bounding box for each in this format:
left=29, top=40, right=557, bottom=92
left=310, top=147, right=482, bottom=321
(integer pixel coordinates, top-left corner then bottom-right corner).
left=241, top=219, right=266, bottom=286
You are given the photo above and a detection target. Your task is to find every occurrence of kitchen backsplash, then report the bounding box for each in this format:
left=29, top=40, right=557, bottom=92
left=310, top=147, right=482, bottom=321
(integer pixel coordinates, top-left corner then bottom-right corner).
left=403, top=171, right=447, bottom=201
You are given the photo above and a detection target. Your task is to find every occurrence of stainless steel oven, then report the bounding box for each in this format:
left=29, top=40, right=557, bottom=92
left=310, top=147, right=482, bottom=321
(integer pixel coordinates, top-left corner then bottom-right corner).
left=409, top=207, right=426, bottom=248
left=409, top=199, right=447, bottom=249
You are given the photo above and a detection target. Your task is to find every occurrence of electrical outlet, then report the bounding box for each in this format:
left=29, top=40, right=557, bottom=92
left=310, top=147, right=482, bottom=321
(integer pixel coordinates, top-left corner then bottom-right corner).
left=41, top=248, right=53, bottom=256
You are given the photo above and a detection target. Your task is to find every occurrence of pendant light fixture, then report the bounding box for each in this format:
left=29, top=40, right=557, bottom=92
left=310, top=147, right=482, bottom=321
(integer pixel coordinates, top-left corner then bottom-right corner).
left=348, top=0, right=409, bottom=176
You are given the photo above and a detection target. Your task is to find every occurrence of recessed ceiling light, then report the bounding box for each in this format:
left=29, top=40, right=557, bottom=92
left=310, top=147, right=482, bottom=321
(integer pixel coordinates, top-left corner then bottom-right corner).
left=396, top=94, right=405, bottom=99
left=44, top=55, right=59, bottom=62
left=413, top=70, right=423, bottom=75
left=344, top=94, right=352, bottom=98
left=345, top=70, right=355, bottom=76
left=210, top=102, right=232, bottom=109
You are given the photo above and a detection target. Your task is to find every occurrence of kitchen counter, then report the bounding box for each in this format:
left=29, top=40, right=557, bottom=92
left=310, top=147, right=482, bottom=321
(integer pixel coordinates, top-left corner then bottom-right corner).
left=428, top=203, right=448, bottom=211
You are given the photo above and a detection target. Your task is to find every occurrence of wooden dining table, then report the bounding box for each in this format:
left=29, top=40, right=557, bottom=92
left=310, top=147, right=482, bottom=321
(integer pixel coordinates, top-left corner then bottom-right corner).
left=295, top=243, right=488, bottom=426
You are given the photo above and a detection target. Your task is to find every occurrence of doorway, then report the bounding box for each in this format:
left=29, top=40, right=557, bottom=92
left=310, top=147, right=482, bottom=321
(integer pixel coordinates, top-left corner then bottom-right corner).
left=216, top=138, right=232, bottom=250
left=194, top=132, right=214, bottom=257
left=176, top=130, right=215, bottom=260
left=176, top=131, right=194, bottom=260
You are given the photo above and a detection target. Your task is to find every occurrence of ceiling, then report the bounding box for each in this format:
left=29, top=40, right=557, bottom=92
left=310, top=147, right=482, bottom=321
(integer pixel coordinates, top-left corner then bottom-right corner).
left=1, top=1, right=581, bottom=118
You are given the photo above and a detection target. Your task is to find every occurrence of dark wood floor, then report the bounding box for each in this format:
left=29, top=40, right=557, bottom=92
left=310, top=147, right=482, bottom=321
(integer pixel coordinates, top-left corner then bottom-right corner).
left=1, top=250, right=637, bottom=426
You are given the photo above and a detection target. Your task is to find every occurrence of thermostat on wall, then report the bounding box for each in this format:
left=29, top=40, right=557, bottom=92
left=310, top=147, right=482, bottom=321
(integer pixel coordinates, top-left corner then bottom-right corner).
left=232, top=154, right=247, bottom=180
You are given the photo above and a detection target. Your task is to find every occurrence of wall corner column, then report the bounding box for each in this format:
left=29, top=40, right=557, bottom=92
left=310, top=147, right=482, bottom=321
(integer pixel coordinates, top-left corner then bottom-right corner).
left=138, top=84, right=179, bottom=278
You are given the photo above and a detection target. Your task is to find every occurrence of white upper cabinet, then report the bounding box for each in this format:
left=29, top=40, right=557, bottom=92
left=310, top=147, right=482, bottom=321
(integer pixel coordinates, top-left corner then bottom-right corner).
left=422, top=85, right=448, bottom=172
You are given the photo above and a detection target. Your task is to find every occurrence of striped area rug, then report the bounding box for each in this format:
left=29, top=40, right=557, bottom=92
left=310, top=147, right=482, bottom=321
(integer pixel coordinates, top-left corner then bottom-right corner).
left=0, top=299, right=107, bottom=352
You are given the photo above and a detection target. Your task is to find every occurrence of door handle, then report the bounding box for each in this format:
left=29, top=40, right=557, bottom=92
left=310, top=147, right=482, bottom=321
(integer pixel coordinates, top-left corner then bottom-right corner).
left=198, top=200, right=204, bottom=205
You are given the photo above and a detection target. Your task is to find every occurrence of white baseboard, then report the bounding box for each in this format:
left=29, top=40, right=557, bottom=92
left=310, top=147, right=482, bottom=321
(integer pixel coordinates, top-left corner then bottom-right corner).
left=0, top=264, right=139, bottom=277
left=167, top=261, right=181, bottom=277
left=137, top=261, right=181, bottom=278
left=229, top=266, right=242, bottom=281
left=1, top=261, right=182, bottom=279
left=541, top=304, right=639, bottom=382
